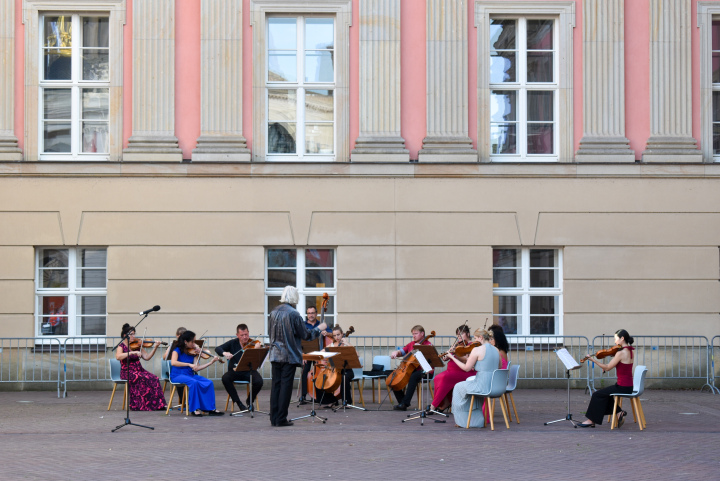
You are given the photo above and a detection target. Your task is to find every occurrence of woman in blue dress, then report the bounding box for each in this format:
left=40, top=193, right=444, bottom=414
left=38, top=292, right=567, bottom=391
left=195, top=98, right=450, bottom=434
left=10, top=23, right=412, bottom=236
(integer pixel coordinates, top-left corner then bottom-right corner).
left=170, top=330, right=224, bottom=417
left=446, top=329, right=500, bottom=428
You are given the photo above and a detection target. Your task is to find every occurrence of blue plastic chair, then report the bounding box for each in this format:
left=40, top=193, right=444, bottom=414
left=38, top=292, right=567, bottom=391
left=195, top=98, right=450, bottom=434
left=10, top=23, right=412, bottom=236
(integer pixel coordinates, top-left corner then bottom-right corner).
left=107, top=359, right=127, bottom=410
left=465, top=368, right=510, bottom=430
left=610, top=365, right=648, bottom=430
left=164, top=360, right=189, bottom=415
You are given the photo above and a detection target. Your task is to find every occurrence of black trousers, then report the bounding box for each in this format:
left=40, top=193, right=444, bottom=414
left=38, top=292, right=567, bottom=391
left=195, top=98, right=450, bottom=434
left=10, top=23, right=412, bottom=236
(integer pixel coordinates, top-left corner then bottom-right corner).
left=393, top=369, right=433, bottom=406
left=221, top=369, right=263, bottom=408
left=584, top=383, right=633, bottom=424
left=316, top=369, right=355, bottom=405
left=270, top=362, right=298, bottom=425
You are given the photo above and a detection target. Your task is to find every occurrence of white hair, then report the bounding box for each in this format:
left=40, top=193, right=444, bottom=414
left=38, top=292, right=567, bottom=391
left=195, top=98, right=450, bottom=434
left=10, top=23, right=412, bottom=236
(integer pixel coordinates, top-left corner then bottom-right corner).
left=280, top=285, right=299, bottom=305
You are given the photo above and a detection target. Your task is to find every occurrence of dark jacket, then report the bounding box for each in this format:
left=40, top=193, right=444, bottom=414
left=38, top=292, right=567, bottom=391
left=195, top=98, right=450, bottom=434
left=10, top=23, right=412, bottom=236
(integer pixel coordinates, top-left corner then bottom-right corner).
left=215, top=338, right=243, bottom=371
left=268, top=303, right=322, bottom=365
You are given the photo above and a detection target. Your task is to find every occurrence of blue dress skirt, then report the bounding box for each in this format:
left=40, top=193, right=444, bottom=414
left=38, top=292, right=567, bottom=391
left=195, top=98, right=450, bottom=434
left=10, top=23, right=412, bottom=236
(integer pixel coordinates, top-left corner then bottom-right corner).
left=171, top=348, right=217, bottom=412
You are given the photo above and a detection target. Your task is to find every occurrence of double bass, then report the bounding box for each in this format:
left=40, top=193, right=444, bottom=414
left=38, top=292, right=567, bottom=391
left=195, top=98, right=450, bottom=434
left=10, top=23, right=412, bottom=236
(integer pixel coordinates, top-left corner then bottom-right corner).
left=386, top=330, right=436, bottom=391
left=306, top=293, right=330, bottom=400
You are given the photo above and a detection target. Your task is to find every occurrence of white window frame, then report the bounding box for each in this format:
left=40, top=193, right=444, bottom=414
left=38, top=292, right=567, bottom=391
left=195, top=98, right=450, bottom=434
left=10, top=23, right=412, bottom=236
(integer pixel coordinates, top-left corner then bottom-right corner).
left=264, top=247, right=337, bottom=333
left=475, top=1, right=574, bottom=163
left=251, top=0, right=352, bottom=162
left=492, top=248, right=564, bottom=337
left=265, top=15, right=336, bottom=161
left=34, top=247, right=108, bottom=338
left=22, top=0, right=125, bottom=162
left=698, top=3, right=720, bottom=162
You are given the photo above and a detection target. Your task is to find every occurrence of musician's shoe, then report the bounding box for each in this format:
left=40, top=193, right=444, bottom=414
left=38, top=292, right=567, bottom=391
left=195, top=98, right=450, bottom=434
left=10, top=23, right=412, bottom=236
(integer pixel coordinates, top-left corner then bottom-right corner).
left=208, top=410, right=225, bottom=416
left=236, top=401, right=248, bottom=411
left=277, top=421, right=294, bottom=427
left=298, top=397, right=309, bottom=405
left=617, top=410, right=626, bottom=428
left=393, top=403, right=408, bottom=411
left=576, top=422, right=595, bottom=428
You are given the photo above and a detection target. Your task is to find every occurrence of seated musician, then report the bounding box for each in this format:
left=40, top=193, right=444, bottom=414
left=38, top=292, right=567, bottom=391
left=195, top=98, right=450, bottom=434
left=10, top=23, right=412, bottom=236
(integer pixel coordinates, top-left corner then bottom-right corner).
left=317, top=325, right=355, bottom=407
left=215, top=323, right=264, bottom=411
left=164, top=326, right=186, bottom=360
left=428, top=324, right=475, bottom=413
left=170, top=330, right=224, bottom=416
left=389, top=325, right=433, bottom=411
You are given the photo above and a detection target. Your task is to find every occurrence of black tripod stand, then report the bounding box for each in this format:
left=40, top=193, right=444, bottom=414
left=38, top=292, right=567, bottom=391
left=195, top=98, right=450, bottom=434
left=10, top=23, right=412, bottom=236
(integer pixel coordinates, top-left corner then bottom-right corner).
left=111, top=311, right=156, bottom=432
left=291, top=354, right=328, bottom=423
left=544, top=349, right=581, bottom=427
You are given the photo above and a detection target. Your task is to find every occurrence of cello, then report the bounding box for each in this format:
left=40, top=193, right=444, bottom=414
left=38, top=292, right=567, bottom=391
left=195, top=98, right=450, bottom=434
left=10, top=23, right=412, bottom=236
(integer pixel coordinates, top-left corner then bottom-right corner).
left=386, top=330, right=436, bottom=391
left=314, top=326, right=355, bottom=395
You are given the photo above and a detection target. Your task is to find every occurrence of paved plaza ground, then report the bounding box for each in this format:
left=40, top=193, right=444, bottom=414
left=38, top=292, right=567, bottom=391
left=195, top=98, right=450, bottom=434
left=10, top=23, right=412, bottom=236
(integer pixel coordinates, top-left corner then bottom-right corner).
left=0, top=387, right=718, bottom=480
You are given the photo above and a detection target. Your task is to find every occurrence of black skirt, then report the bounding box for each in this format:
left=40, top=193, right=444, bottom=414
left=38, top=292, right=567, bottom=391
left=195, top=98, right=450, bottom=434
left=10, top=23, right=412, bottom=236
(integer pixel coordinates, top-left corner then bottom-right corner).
left=584, top=383, right=633, bottom=424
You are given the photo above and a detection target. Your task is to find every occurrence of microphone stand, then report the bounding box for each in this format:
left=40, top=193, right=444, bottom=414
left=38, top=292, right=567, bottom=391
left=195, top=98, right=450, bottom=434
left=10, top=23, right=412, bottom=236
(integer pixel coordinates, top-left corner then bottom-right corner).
left=111, top=312, right=154, bottom=432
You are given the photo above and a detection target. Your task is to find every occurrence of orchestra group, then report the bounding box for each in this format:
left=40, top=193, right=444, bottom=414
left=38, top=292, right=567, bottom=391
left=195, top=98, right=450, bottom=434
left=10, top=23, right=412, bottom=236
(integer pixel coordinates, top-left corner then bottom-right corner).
left=116, top=285, right=637, bottom=429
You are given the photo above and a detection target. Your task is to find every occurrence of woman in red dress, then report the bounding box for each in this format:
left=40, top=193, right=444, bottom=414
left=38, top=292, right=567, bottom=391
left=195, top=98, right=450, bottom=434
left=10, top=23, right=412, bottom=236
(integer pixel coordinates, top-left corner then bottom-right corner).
left=427, top=324, right=476, bottom=413
left=116, top=323, right=167, bottom=411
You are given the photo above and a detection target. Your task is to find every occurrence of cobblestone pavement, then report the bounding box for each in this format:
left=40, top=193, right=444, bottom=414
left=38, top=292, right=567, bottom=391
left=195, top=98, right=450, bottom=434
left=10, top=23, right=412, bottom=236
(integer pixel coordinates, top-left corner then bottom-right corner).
left=0, top=388, right=718, bottom=480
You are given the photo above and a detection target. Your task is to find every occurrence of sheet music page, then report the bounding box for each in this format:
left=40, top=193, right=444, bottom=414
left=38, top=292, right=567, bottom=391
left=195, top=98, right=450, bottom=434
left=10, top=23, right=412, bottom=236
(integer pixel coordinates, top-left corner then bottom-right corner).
left=414, top=351, right=432, bottom=373
left=556, top=348, right=580, bottom=370
left=308, top=351, right=338, bottom=358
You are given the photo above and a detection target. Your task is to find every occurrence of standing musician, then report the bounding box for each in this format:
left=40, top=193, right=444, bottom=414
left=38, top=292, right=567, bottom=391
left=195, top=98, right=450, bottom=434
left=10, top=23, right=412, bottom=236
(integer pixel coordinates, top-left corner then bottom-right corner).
left=577, top=329, right=635, bottom=428
left=215, top=323, right=264, bottom=411
left=298, top=305, right=321, bottom=405
left=170, top=330, right=224, bottom=416
left=390, top=325, right=434, bottom=411
left=428, top=324, right=475, bottom=414
left=268, top=286, right=326, bottom=427
left=316, top=325, right=355, bottom=407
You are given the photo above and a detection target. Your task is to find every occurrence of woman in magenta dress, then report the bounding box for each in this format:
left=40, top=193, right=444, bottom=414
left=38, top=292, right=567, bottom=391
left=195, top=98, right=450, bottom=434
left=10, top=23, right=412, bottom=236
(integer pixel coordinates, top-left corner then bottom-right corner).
left=428, top=324, right=476, bottom=413
left=116, top=323, right=167, bottom=411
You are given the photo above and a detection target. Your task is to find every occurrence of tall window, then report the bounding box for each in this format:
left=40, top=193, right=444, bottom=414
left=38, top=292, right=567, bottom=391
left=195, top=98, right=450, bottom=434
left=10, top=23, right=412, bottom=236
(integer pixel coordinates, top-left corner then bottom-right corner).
left=266, top=16, right=335, bottom=160
left=492, top=248, right=562, bottom=336
left=36, top=248, right=107, bottom=337
left=39, top=14, right=110, bottom=159
left=490, top=18, right=557, bottom=161
left=265, top=248, right=336, bottom=329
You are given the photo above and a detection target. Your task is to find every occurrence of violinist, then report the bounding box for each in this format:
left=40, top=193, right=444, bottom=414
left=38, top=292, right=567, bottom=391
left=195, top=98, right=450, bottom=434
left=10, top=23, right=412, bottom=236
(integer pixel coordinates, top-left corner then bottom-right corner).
left=577, top=329, right=635, bottom=428
left=317, top=325, right=355, bottom=407
left=170, top=330, right=224, bottom=416
left=427, top=324, right=475, bottom=414
left=164, top=326, right=187, bottom=360
left=390, top=325, right=433, bottom=411
left=115, top=324, right=167, bottom=411
left=298, top=305, right=321, bottom=405
left=215, top=323, right=264, bottom=411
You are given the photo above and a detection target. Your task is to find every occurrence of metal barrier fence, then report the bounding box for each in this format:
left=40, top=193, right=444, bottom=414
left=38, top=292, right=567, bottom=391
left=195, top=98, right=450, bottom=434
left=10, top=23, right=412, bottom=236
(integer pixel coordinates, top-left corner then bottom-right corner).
left=0, top=338, right=63, bottom=397
left=1, top=334, right=717, bottom=396
left=712, top=336, right=720, bottom=394
left=590, top=335, right=716, bottom=394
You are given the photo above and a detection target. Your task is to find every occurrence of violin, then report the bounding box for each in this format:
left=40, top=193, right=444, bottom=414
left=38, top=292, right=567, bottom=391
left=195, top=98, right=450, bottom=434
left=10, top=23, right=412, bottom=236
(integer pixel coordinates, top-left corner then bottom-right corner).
left=440, top=341, right=480, bottom=359
left=581, top=345, right=622, bottom=363
left=129, top=338, right=167, bottom=350
left=386, top=331, right=436, bottom=391
left=242, top=339, right=263, bottom=349
left=187, top=341, right=225, bottom=364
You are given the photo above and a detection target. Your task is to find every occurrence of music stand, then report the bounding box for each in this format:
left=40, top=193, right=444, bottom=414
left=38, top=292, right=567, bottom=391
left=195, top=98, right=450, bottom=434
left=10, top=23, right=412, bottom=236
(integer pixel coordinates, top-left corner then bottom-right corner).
left=296, top=338, right=322, bottom=404
left=231, top=347, right=269, bottom=418
left=404, top=345, right=445, bottom=425
left=292, top=353, right=336, bottom=423
left=545, top=348, right=581, bottom=427
left=325, top=346, right=367, bottom=412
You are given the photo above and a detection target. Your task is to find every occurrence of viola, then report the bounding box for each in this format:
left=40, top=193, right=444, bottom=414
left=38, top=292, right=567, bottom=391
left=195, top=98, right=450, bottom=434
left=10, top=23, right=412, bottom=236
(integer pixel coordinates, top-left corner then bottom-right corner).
left=187, top=341, right=225, bottom=364
left=386, top=330, right=436, bottom=391
left=440, top=341, right=480, bottom=359
left=129, top=338, right=168, bottom=350
left=581, top=345, right=622, bottom=363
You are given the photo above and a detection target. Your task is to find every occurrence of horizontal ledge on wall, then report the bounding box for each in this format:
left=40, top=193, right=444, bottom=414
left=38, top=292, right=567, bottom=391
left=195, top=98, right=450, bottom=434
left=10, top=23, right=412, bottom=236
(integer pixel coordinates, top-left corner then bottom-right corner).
left=1, top=162, right=720, bottom=179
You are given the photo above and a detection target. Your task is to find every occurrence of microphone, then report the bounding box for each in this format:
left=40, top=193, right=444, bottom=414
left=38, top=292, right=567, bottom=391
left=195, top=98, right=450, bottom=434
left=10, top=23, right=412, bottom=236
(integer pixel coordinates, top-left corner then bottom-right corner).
left=139, top=305, right=161, bottom=316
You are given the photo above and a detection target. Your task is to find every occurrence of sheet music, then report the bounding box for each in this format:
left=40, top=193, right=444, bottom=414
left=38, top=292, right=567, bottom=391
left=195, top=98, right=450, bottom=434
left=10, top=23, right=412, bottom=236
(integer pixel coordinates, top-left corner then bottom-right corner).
left=308, top=351, right=339, bottom=358
left=414, top=351, right=432, bottom=373
left=555, top=348, right=580, bottom=370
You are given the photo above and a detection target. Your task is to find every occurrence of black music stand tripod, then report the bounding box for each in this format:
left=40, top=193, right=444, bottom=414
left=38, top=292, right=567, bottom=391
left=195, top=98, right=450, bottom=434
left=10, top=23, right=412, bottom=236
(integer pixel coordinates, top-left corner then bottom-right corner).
left=403, top=346, right=445, bottom=425
left=231, top=347, right=270, bottom=418
left=326, top=346, right=367, bottom=412
left=291, top=353, right=332, bottom=424
left=545, top=348, right=581, bottom=427
left=111, top=312, right=154, bottom=432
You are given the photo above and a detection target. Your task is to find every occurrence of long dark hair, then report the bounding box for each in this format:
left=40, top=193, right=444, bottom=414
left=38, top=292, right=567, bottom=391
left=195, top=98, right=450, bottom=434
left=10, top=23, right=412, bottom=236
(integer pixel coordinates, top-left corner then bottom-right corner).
left=615, top=329, right=634, bottom=345
left=177, top=330, right=196, bottom=353
left=488, top=324, right=510, bottom=354
left=120, top=323, right=134, bottom=338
